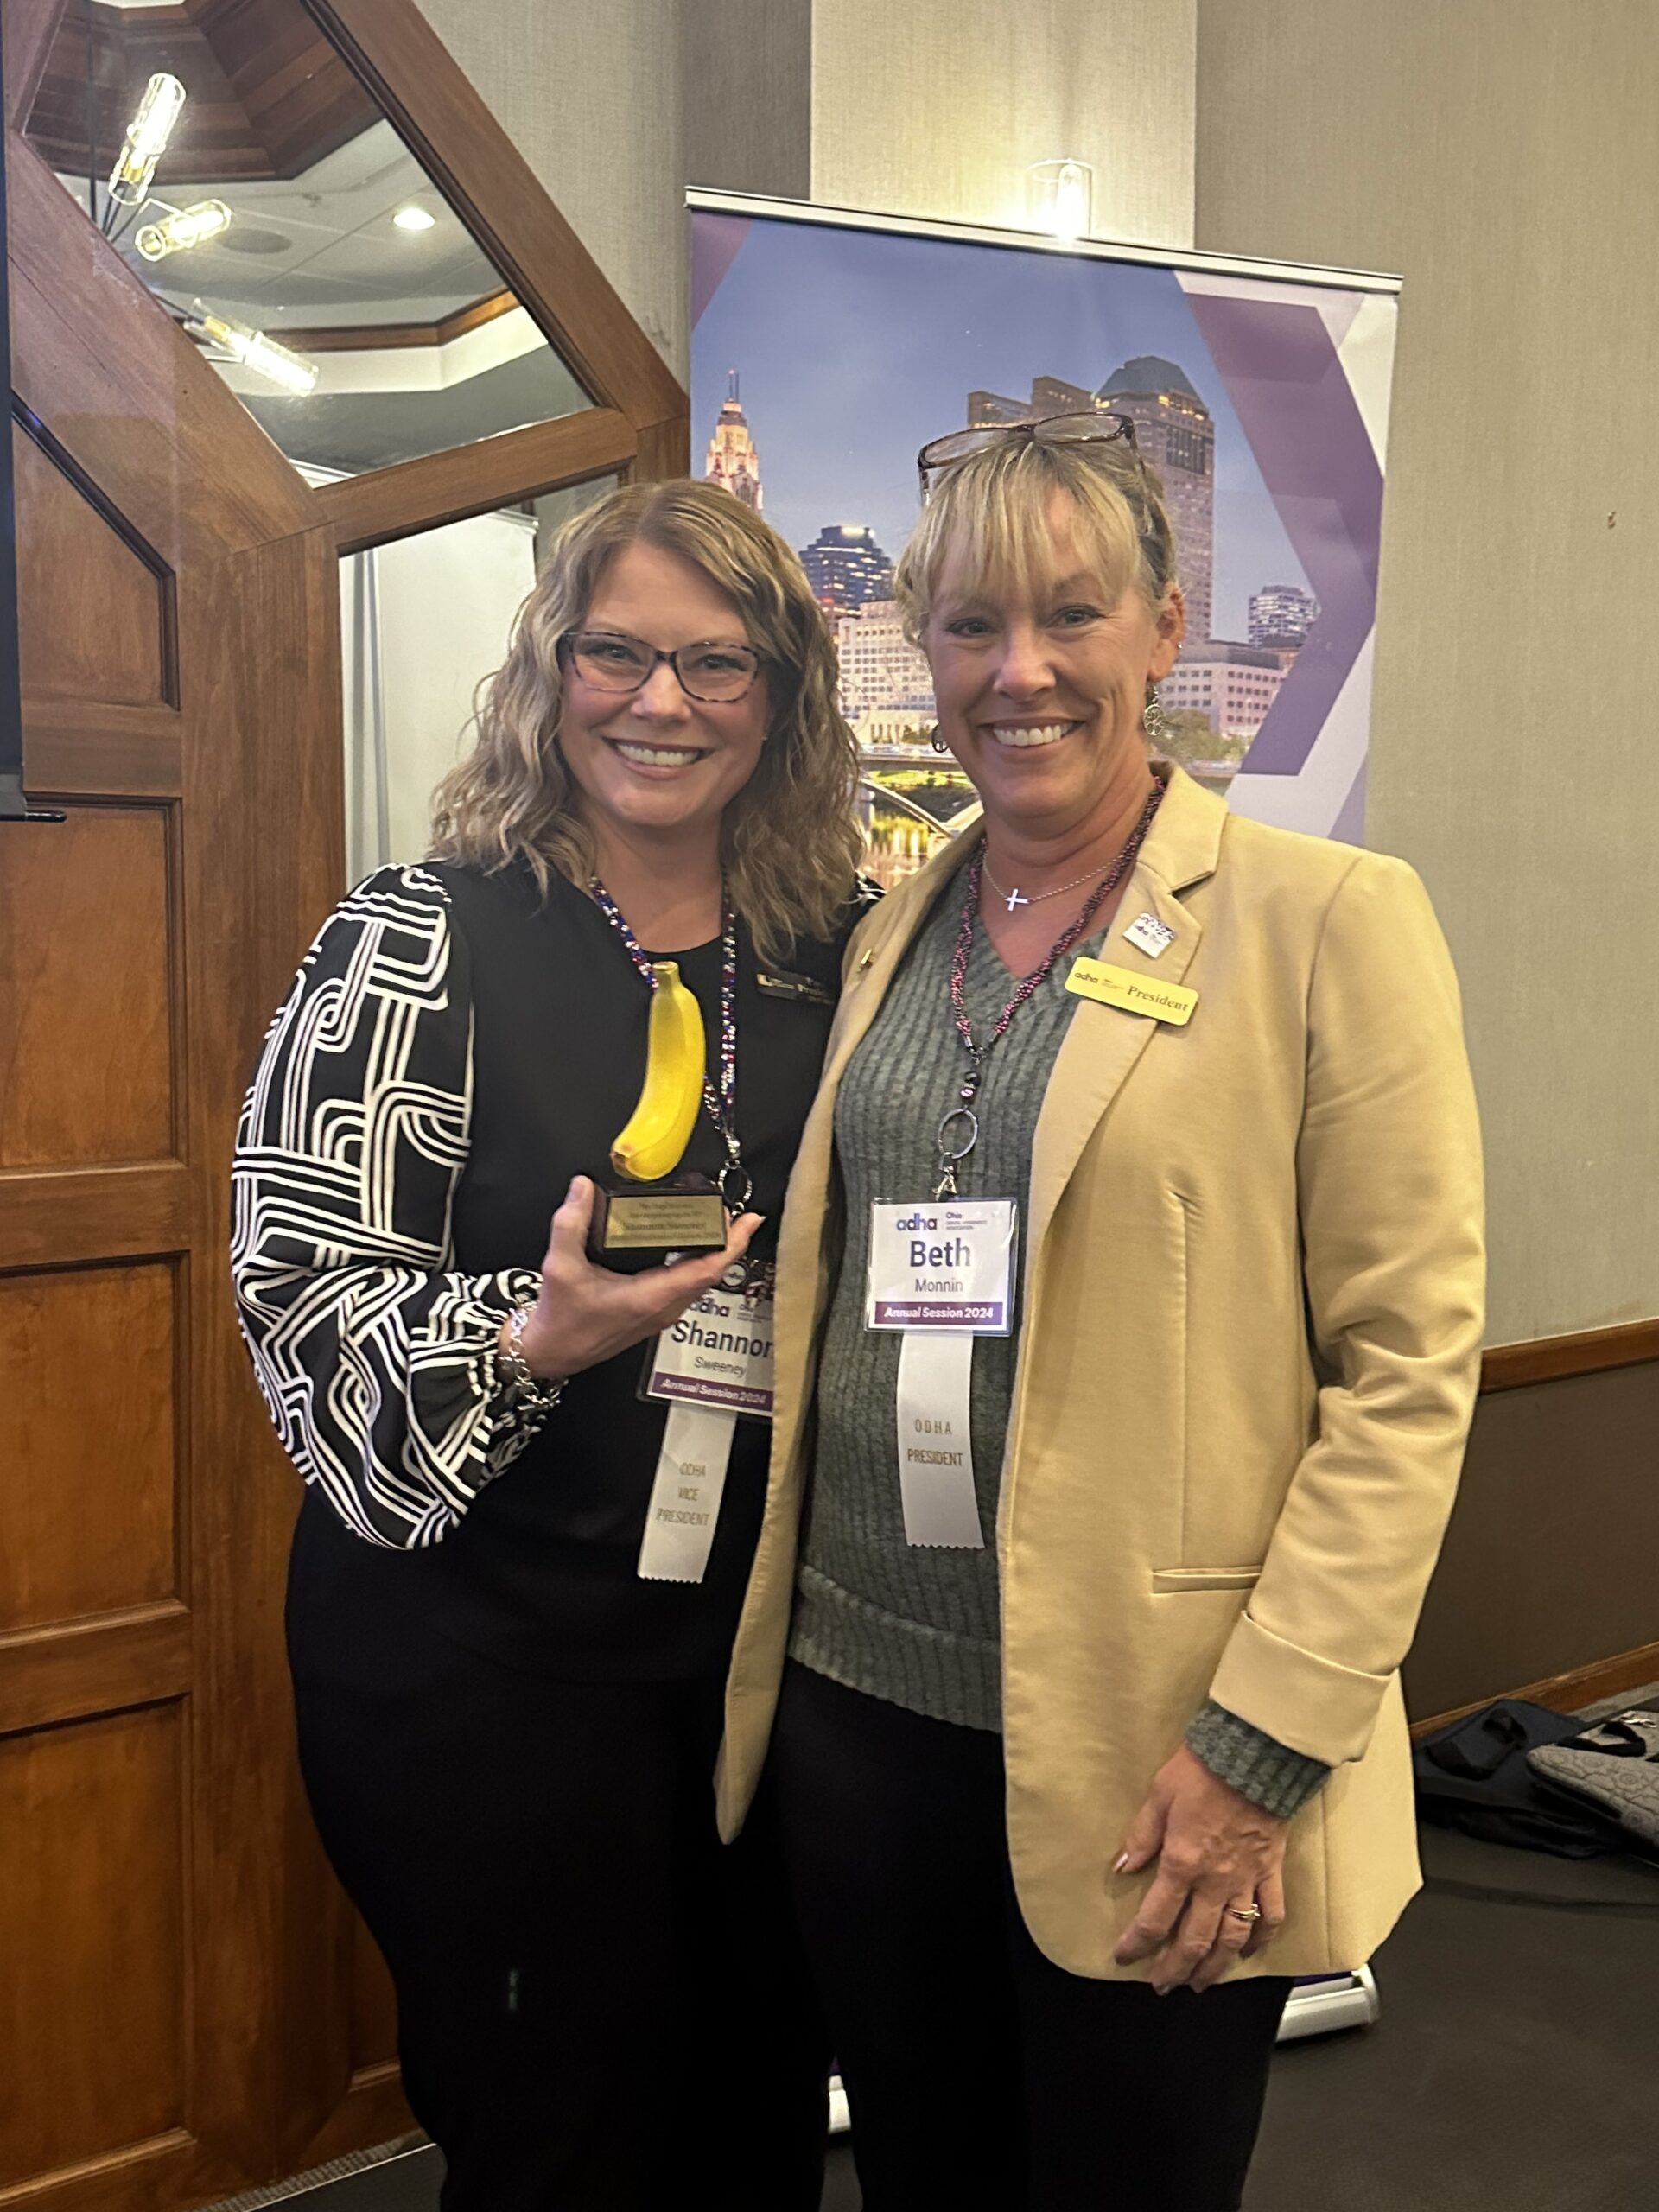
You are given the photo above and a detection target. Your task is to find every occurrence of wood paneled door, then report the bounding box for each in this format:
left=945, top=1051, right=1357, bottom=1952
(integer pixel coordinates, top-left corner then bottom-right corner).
left=2, top=0, right=688, bottom=2201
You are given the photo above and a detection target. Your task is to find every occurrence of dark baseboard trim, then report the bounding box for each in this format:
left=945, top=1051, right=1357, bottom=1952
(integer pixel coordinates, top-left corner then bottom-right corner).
left=1409, top=1637, right=1659, bottom=1739
left=1480, top=1317, right=1659, bottom=1394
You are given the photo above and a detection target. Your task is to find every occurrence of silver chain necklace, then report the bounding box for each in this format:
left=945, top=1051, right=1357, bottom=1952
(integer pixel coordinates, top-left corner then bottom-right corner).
left=981, top=855, right=1116, bottom=915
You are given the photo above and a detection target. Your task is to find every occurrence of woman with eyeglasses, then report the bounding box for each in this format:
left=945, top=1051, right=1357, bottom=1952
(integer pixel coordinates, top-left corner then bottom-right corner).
left=232, top=480, right=868, bottom=2210
left=717, top=416, right=1484, bottom=2209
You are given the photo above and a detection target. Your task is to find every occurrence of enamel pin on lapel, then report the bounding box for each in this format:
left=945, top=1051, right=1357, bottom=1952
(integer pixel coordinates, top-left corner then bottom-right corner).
left=1124, top=911, right=1176, bottom=959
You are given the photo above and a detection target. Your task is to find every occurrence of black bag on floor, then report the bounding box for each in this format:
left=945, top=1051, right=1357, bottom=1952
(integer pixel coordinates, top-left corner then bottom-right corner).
left=1413, top=1698, right=1624, bottom=1859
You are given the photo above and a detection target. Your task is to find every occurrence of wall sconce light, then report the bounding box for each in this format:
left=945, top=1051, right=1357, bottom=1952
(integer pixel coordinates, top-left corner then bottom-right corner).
left=185, top=302, right=320, bottom=397
left=135, top=199, right=233, bottom=262
left=108, top=73, right=187, bottom=207
left=1025, top=158, right=1093, bottom=242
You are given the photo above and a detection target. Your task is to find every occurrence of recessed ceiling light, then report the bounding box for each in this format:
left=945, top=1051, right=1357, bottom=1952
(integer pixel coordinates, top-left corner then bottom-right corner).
left=393, top=206, right=436, bottom=232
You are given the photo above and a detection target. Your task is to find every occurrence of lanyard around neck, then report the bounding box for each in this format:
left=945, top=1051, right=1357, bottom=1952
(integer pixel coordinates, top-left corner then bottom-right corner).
left=934, top=781, right=1164, bottom=1200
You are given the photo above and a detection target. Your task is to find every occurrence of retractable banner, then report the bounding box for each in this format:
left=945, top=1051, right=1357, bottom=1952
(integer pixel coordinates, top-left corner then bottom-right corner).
left=690, top=196, right=1398, bottom=884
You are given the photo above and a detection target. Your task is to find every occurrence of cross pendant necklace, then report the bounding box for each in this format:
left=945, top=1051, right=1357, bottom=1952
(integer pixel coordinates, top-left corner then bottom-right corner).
left=982, top=857, right=1117, bottom=913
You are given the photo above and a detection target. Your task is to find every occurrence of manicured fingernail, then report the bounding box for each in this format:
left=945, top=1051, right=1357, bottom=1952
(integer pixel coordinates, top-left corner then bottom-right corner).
left=1112, top=1853, right=1130, bottom=1873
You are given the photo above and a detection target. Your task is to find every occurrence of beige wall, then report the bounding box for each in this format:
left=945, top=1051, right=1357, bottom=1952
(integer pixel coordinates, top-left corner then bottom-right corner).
left=1195, top=0, right=1659, bottom=1344
left=416, top=1, right=813, bottom=384
left=810, top=0, right=1196, bottom=247
left=414, top=0, right=1656, bottom=1346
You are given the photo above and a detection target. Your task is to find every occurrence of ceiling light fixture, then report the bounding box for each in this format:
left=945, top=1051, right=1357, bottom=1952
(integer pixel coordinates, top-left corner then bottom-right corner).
left=392, top=206, right=436, bottom=232
left=108, top=73, right=187, bottom=207
left=1025, top=157, right=1094, bottom=243
left=185, top=302, right=320, bottom=397
left=135, top=198, right=233, bottom=262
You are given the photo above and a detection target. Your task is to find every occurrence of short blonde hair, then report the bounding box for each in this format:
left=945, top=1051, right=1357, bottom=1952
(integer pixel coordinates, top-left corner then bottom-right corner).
left=431, top=480, right=863, bottom=962
left=893, top=434, right=1179, bottom=645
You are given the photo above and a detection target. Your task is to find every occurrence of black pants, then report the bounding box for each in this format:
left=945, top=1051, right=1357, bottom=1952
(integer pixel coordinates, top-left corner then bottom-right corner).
left=772, top=1662, right=1291, bottom=2212
left=287, top=1568, right=827, bottom=2212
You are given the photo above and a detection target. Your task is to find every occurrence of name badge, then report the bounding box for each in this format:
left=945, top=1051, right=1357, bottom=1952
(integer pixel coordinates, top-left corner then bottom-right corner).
left=756, top=967, right=835, bottom=1007
left=642, top=1268, right=776, bottom=1419
left=637, top=1259, right=774, bottom=1584
left=866, top=1198, right=1019, bottom=1337
left=1065, top=956, right=1198, bottom=1027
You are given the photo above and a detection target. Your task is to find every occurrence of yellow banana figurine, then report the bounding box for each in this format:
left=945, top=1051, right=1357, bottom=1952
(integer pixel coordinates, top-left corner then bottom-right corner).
left=610, top=963, right=705, bottom=1183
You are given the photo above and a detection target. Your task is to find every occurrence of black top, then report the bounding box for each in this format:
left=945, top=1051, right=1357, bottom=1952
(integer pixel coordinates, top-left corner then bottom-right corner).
left=233, top=859, right=866, bottom=1680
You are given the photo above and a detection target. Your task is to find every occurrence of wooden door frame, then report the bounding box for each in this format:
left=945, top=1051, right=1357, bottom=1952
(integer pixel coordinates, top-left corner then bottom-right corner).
left=306, top=0, right=690, bottom=552
left=4, top=0, right=690, bottom=2194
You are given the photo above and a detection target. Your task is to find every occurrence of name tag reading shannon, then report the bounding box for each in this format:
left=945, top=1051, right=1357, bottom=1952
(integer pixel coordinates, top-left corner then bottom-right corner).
left=1065, top=956, right=1198, bottom=1026
left=637, top=1263, right=775, bottom=1585
left=643, top=1277, right=776, bottom=1418
left=866, top=1198, right=1018, bottom=1337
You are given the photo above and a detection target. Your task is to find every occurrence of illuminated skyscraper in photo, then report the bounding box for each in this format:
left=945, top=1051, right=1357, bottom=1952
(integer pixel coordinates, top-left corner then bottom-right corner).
left=1096, top=358, right=1215, bottom=641
left=1249, top=583, right=1319, bottom=650
left=705, top=369, right=763, bottom=510
left=967, top=359, right=1217, bottom=640
left=798, top=523, right=894, bottom=613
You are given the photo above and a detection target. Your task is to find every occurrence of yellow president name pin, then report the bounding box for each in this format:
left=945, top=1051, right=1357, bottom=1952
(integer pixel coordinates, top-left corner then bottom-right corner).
left=1065, top=956, right=1198, bottom=1027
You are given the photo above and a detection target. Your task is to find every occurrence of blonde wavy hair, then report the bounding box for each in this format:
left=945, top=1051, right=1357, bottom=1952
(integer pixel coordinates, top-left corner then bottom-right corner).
left=893, top=432, right=1180, bottom=644
left=430, top=479, right=863, bottom=961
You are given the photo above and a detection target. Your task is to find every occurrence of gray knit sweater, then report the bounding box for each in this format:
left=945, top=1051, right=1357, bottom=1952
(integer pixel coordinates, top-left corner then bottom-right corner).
left=790, top=861, right=1330, bottom=1820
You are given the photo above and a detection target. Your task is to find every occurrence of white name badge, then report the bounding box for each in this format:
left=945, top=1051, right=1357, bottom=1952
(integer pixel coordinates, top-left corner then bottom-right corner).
left=638, top=1262, right=775, bottom=1583
left=643, top=1278, right=776, bottom=1418
left=865, top=1198, right=1019, bottom=1337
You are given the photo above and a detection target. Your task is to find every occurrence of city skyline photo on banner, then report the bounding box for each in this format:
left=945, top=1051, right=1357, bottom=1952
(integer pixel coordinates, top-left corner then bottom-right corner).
left=690, top=203, right=1396, bottom=881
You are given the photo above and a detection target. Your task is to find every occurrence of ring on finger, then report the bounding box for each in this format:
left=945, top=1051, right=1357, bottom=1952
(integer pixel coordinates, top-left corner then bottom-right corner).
left=1225, top=1903, right=1262, bottom=1925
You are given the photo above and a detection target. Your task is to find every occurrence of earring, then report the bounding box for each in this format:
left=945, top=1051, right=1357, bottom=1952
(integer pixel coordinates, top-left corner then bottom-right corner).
left=1142, top=683, right=1167, bottom=745
left=928, top=727, right=950, bottom=755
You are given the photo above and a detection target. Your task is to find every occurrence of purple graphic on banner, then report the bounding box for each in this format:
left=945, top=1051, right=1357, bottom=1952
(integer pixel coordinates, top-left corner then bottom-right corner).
left=1330, top=760, right=1369, bottom=845
left=1182, top=294, right=1382, bottom=777
left=691, top=213, right=752, bottom=328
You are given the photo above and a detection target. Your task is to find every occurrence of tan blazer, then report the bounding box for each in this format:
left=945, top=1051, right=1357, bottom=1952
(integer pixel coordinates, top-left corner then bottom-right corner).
left=719, top=767, right=1484, bottom=1980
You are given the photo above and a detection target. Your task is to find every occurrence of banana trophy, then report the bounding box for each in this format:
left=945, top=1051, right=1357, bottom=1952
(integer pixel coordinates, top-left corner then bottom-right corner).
left=610, top=963, right=705, bottom=1183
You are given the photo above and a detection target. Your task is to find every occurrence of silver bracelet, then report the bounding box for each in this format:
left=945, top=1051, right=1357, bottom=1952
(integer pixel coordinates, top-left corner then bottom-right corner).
left=496, top=1302, right=565, bottom=1414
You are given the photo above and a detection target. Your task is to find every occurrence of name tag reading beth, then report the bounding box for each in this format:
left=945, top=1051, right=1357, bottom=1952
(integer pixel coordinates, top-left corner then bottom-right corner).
left=866, top=1198, right=1019, bottom=1336
left=1065, top=957, right=1198, bottom=1026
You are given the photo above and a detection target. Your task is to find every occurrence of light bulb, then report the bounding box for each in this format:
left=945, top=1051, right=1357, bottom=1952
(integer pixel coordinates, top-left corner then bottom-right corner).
left=1053, top=161, right=1090, bottom=242
left=186, top=303, right=319, bottom=396
left=1024, top=156, right=1094, bottom=242
left=392, top=205, right=436, bottom=232
left=135, top=198, right=232, bottom=262
left=108, top=74, right=187, bottom=207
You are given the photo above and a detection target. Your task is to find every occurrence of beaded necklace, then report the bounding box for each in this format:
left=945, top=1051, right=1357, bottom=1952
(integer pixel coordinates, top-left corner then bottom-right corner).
left=588, top=878, right=752, bottom=1212
left=934, top=780, right=1164, bottom=1199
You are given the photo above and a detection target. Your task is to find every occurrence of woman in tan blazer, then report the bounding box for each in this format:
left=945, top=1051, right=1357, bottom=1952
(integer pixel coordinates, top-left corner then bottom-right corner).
left=717, top=418, right=1485, bottom=2209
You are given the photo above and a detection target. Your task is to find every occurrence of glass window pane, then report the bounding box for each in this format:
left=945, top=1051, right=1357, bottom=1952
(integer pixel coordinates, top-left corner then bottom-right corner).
left=334, top=475, right=619, bottom=883
left=26, top=0, right=590, bottom=473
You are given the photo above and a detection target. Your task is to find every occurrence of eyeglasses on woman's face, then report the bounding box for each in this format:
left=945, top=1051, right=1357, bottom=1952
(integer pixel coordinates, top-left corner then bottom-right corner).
left=916, top=410, right=1140, bottom=499
left=557, top=628, right=764, bottom=705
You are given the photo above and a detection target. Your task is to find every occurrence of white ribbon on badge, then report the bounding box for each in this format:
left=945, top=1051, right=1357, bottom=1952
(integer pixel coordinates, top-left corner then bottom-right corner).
left=895, top=1329, right=982, bottom=1548
left=637, top=1403, right=737, bottom=1582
